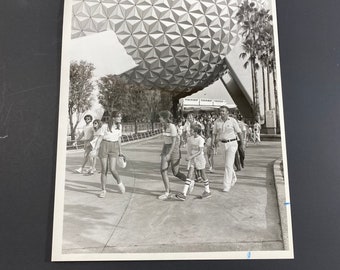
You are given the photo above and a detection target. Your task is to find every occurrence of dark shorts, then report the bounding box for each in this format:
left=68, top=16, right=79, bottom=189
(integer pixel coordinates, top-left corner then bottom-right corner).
left=98, top=140, right=119, bottom=159
left=161, top=142, right=181, bottom=161
left=84, top=140, right=92, bottom=153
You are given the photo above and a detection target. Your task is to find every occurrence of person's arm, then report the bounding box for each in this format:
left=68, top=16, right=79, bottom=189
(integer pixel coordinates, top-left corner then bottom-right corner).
left=91, top=125, right=105, bottom=153
left=211, top=122, right=216, bottom=147
left=118, top=136, right=122, bottom=155
left=237, top=132, right=244, bottom=148
left=73, top=130, right=84, bottom=146
left=188, top=146, right=203, bottom=160
left=188, top=137, right=204, bottom=160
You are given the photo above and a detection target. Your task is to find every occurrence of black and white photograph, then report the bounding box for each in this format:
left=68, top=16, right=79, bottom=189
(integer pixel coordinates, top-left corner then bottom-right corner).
left=52, top=0, right=294, bottom=261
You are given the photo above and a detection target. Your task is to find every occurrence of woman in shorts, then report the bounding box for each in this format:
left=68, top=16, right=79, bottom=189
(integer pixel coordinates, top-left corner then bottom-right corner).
left=158, top=110, right=186, bottom=200
left=92, top=111, right=125, bottom=198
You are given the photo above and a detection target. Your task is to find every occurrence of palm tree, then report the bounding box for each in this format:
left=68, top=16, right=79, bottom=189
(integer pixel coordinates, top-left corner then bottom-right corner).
left=239, top=39, right=260, bottom=120
left=256, top=8, right=274, bottom=118
left=237, top=1, right=261, bottom=121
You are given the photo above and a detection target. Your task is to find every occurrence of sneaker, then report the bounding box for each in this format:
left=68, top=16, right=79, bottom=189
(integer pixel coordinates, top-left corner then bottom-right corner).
left=201, top=191, right=212, bottom=199
left=223, top=187, right=231, bottom=192
left=158, top=193, right=170, bottom=200
left=75, top=167, right=83, bottom=174
left=196, top=176, right=203, bottom=183
left=86, top=169, right=94, bottom=175
left=188, top=181, right=195, bottom=194
left=209, top=167, right=213, bottom=173
left=118, top=183, right=125, bottom=194
left=99, top=190, right=106, bottom=198
left=175, top=193, right=186, bottom=201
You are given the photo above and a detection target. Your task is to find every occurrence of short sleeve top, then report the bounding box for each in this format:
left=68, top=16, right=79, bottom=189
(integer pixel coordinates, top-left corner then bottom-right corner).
left=83, top=125, right=94, bottom=141
left=162, top=123, right=178, bottom=144
left=100, top=123, right=122, bottom=142
left=187, top=135, right=205, bottom=156
left=212, top=117, right=241, bottom=141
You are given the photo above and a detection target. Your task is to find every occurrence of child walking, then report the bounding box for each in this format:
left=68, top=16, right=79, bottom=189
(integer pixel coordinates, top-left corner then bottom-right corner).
left=175, top=124, right=211, bottom=201
left=205, top=130, right=215, bottom=173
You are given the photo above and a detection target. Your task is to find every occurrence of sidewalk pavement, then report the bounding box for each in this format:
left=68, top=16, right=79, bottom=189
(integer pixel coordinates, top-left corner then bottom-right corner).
left=62, top=136, right=286, bottom=254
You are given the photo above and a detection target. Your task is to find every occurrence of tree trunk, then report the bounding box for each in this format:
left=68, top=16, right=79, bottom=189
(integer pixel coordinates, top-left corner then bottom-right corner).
left=262, top=65, right=267, bottom=117
left=250, top=61, right=256, bottom=118
left=252, top=58, right=260, bottom=122
left=267, top=65, right=272, bottom=109
left=172, top=95, right=180, bottom=120
left=272, top=61, right=280, bottom=133
left=134, top=120, right=138, bottom=134
left=69, top=108, right=75, bottom=141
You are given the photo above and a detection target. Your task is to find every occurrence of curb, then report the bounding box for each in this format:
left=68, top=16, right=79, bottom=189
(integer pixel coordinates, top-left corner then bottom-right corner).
left=273, top=158, right=289, bottom=250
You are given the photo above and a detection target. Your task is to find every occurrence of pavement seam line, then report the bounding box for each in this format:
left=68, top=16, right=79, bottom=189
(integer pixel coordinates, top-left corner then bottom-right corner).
left=100, top=154, right=138, bottom=253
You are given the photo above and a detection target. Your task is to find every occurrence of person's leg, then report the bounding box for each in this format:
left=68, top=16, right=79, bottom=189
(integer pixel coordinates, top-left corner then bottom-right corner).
left=99, top=157, right=108, bottom=197
left=234, top=149, right=241, bottom=171
left=176, top=166, right=194, bottom=201
left=200, top=169, right=211, bottom=198
left=81, top=144, right=92, bottom=171
left=170, top=157, right=186, bottom=182
left=207, top=152, right=212, bottom=171
left=108, top=155, right=125, bottom=193
left=223, top=142, right=238, bottom=191
left=211, top=151, right=214, bottom=169
left=239, top=144, right=245, bottom=168
left=159, top=156, right=171, bottom=199
left=92, top=156, right=97, bottom=172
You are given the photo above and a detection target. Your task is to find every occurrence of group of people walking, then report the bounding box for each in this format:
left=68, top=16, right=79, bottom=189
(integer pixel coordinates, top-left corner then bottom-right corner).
left=73, top=105, right=254, bottom=200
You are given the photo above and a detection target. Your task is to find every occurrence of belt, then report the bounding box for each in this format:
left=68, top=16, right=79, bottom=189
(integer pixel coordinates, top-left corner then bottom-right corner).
left=220, top=138, right=237, bottom=143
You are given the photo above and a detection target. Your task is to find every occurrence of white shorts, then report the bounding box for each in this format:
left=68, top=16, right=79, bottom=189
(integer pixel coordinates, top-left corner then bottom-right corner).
left=189, top=155, right=206, bottom=170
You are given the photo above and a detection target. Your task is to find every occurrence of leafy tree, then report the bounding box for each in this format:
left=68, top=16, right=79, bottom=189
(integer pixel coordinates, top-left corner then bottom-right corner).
left=69, top=60, right=95, bottom=140
left=125, top=83, right=149, bottom=133
left=144, top=89, right=161, bottom=131
left=237, top=1, right=279, bottom=130
left=97, top=74, right=128, bottom=115
left=98, top=76, right=164, bottom=133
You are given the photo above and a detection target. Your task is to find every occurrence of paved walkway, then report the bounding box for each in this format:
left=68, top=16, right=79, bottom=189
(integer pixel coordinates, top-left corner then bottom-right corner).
left=62, top=136, right=284, bottom=254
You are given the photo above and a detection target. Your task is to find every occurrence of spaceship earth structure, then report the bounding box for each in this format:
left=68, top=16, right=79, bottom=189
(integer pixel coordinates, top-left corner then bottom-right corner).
left=72, top=0, right=267, bottom=93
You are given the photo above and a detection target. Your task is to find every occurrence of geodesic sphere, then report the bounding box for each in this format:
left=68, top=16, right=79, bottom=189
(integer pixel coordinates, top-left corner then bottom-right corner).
left=72, top=0, right=266, bottom=92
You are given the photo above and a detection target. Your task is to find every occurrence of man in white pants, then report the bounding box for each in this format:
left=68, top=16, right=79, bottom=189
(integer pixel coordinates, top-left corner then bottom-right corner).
left=212, top=106, right=244, bottom=192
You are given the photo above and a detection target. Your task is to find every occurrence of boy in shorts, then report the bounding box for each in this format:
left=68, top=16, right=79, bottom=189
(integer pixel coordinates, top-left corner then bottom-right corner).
left=175, top=124, right=211, bottom=200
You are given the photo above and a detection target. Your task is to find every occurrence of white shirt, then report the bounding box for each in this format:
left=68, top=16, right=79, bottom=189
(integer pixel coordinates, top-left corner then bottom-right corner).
left=101, top=123, right=122, bottom=142
left=162, top=123, right=178, bottom=144
left=213, top=117, right=241, bottom=141
left=187, top=135, right=205, bottom=157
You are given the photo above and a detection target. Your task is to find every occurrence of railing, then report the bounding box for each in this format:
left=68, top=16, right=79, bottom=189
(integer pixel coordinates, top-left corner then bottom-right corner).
left=67, top=122, right=162, bottom=150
